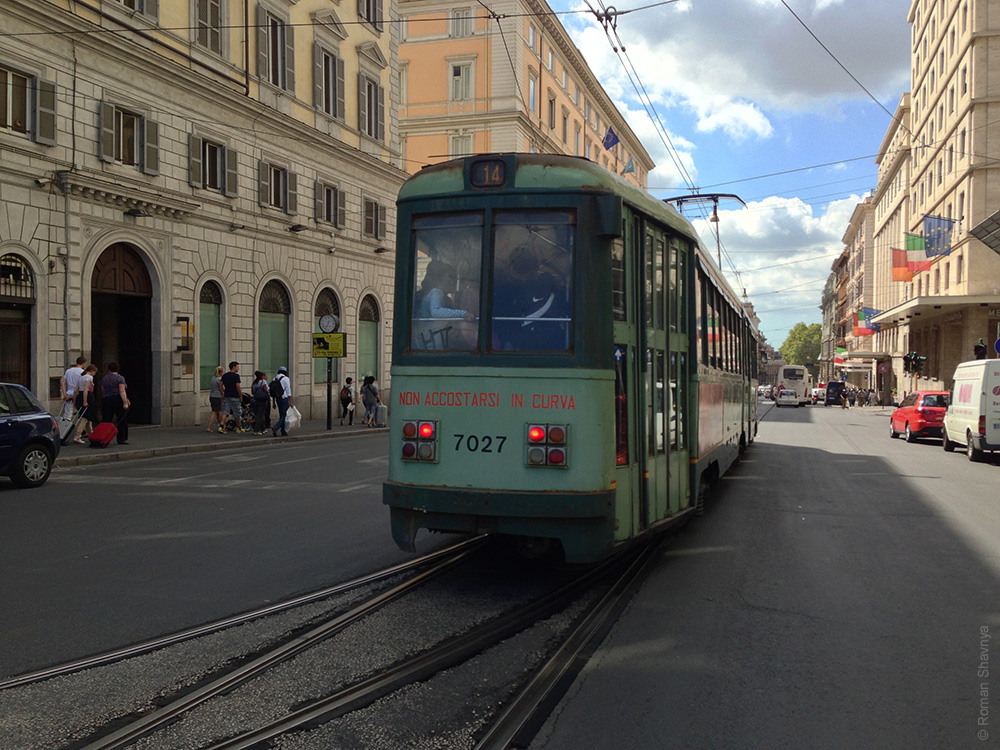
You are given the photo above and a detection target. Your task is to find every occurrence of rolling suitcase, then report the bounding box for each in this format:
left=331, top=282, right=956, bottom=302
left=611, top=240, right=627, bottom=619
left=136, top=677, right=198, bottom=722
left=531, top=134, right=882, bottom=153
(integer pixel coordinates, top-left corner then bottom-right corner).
left=375, top=403, right=388, bottom=428
left=58, top=409, right=84, bottom=446
left=88, top=421, right=118, bottom=448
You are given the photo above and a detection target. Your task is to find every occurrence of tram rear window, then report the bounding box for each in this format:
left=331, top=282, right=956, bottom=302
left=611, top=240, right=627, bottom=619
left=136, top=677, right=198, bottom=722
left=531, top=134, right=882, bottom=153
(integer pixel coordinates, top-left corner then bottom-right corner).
left=491, top=211, right=574, bottom=352
left=410, top=213, right=484, bottom=352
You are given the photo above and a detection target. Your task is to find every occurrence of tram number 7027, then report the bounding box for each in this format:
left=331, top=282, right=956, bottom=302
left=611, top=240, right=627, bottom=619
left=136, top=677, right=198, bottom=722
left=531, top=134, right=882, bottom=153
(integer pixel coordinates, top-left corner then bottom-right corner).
left=453, top=434, right=508, bottom=453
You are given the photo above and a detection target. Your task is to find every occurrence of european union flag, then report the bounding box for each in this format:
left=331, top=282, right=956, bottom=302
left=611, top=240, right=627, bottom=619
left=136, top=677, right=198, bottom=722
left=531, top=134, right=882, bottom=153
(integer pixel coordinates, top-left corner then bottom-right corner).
left=620, top=156, right=634, bottom=175
left=602, top=127, right=620, bottom=151
left=923, top=215, right=955, bottom=256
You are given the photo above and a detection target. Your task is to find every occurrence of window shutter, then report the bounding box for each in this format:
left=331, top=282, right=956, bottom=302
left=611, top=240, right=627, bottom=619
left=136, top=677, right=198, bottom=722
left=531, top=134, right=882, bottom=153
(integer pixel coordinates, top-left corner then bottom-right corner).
left=336, top=57, right=345, bottom=119
left=357, top=0, right=365, bottom=21
left=142, top=119, right=160, bottom=175
left=258, top=160, right=270, bottom=206
left=358, top=73, right=368, bottom=136
left=313, top=45, right=324, bottom=110
left=314, top=180, right=324, bottom=221
left=374, top=0, right=383, bottom=31
left=99, top=102, right=116, bottom=162
left=377, top=204, right=386, bottom=239
left=33, top=79, right=57, bottom=147
left=256, top=6, right=267, bottom=80
left=337, top=189, right=346, bottom=229
left=376, top=83, right=385, bottom=141
left=224, top=147, right=239, bottom=197
left=144, top=0, right=159, bottom=21
left=286, top=171, right=298, bottom=215
left=188, top=134, right=204, bottom=187
left=284, top=22, right=295, bottom=92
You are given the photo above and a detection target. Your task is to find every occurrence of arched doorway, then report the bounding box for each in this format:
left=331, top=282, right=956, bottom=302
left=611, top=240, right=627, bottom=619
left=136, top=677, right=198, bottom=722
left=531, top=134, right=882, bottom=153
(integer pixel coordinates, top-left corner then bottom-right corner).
left=258, top=280, right=291, bottom=378
left=0, top=253, right=35, bottom=387
left=357, top=294, right=380, bottom=380
left=92, top=243, right=153, bottom=424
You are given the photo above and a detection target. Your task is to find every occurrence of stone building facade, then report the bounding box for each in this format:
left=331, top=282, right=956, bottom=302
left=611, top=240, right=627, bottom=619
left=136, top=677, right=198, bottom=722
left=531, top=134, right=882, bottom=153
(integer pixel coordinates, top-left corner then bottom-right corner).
left=1, top=0, right=407, bottom=426
left=397, top=0, right=653, bottom=184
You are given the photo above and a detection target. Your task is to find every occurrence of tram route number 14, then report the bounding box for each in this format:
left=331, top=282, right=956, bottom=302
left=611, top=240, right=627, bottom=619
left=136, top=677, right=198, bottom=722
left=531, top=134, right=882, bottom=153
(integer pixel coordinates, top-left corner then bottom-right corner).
left=453, top=434, right=507, bottom=453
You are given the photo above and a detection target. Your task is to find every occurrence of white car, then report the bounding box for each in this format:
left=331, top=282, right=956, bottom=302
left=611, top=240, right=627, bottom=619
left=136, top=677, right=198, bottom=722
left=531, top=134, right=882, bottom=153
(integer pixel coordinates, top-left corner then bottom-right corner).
left=775, top=389, right=799, bottom=408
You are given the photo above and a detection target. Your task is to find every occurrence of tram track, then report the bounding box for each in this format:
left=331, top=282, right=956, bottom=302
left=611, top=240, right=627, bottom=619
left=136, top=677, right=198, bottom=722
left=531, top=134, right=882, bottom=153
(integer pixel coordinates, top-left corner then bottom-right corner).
left=2, top=533, right=669, bottom=750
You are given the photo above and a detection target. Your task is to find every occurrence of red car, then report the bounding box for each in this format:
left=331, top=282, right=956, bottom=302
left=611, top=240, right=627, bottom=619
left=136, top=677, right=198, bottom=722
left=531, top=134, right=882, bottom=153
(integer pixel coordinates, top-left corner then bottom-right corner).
left=889, top=390, right=950, bottom=442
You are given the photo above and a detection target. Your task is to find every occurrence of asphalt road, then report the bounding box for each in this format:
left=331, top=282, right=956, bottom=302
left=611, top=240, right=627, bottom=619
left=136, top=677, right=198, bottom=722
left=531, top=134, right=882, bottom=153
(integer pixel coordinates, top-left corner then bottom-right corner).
left=0, top=432, right=427, bottom=678
left=530, top=401, right=1000, bottom=750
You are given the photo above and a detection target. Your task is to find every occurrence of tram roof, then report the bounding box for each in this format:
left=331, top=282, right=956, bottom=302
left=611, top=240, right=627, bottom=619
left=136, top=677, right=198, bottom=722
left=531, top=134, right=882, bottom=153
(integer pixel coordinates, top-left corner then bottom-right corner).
left=400, top=153, right=697, bottom=241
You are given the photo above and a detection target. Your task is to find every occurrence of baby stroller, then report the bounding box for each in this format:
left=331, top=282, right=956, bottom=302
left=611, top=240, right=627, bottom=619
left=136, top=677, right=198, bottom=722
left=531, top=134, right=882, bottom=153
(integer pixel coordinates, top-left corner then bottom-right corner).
left=223, top=393, right=255, bottom=432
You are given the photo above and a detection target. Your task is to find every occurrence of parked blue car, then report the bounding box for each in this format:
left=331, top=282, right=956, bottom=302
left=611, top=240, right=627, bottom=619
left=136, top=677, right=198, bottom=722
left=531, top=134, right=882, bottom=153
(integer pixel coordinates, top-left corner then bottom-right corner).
left=0, top=383, right=60, bottom=488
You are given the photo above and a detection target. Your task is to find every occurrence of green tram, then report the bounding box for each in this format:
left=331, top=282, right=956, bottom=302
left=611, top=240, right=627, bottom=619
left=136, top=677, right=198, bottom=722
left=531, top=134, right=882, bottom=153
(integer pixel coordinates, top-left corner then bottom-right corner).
left=383, top=153, right=760, bottom=563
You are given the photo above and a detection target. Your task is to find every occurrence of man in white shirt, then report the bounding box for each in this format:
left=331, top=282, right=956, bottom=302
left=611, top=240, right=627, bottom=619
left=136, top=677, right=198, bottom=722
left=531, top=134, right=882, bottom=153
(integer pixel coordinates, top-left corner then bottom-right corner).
left=60, top=356, right=87, bottom=420
left=271, top=366, right=294, bottom=437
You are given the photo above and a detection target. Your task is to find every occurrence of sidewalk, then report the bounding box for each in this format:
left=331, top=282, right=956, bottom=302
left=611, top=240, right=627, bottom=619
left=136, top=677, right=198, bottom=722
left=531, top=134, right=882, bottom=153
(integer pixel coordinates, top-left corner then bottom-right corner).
left=55, top=417, right=383, bottom=468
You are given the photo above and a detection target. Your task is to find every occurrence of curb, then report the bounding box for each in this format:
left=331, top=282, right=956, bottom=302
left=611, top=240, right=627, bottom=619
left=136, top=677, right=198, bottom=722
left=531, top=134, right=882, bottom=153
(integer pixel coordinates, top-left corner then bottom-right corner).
left=54, top=426, right=387, bottom=468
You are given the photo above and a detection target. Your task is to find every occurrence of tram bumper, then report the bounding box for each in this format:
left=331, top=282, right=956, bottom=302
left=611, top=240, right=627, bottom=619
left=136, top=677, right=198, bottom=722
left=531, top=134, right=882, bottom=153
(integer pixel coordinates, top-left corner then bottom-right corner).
left=383, top=482, right=616, bottom=563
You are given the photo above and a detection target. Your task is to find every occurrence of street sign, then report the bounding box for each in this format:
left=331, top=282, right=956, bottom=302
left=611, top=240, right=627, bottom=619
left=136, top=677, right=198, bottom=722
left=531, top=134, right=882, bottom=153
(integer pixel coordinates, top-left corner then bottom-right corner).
left=312, top=333, right=346, bottom=358
left=995, top=338, right=1000, bottom=355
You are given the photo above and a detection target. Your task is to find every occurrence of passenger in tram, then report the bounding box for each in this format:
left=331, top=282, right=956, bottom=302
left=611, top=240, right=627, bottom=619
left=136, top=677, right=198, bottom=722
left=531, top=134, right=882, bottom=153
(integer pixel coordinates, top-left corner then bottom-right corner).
left=414, top=260, right=475, bottom=322
left=492, top=242, right=570, bottom=351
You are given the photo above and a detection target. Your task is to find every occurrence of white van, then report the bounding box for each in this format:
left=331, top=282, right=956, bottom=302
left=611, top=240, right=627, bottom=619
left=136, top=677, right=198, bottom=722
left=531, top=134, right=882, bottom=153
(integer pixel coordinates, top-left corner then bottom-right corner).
left=942, top=358, right=1000, bottom=460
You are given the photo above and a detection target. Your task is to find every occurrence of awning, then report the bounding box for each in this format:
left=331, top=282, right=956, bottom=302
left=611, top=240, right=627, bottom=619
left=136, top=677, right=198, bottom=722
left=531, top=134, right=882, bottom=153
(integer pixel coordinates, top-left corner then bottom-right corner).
left=872, top=294, right=1000, bottom=326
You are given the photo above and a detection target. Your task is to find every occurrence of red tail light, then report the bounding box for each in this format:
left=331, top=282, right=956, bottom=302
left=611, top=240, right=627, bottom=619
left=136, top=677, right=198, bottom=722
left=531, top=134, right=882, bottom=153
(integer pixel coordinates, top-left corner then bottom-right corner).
left=402, top=419, right=438, bottom=462
left=979, top=415, right=986, bottom=435
left=525, top=424, right=568, bottom=468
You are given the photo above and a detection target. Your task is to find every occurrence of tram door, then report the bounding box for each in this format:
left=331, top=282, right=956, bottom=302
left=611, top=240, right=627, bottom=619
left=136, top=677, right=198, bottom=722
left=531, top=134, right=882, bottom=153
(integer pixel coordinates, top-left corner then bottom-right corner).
left=667, top=236, right=689, bottom=514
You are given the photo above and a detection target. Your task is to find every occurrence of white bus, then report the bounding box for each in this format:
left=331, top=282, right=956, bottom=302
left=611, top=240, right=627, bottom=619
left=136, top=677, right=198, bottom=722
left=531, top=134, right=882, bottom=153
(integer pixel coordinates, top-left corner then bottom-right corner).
left=775, top=364, right=810, bottom=407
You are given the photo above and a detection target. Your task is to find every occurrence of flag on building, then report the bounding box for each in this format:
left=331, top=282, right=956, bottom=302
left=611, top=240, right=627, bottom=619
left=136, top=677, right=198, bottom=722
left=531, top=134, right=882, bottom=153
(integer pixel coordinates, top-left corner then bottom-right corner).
left=620, top=156, right=634, bottom=176
left=862, top=307, right=881, bottom=334
left=602, top=126, right=620, bottom=151
left=923, top=215, right=955, bottom=256
left=892, top=248, right=913, bottom=281
left=853, top=308, right=880, bottom=336
left=834, top=347, right=846, bottom=366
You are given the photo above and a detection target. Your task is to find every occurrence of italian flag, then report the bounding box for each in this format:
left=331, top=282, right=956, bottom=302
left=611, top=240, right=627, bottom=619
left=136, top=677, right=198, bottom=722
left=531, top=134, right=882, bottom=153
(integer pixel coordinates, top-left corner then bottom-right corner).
left=834, top=347, right=846, bottom=366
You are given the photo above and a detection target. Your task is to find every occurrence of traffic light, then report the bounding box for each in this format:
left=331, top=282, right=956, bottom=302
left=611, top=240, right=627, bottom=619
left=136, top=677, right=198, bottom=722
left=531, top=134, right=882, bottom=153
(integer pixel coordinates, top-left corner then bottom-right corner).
left=902, top=352, right=913, bottom=373
left=912, top=354, right=927, bottom=372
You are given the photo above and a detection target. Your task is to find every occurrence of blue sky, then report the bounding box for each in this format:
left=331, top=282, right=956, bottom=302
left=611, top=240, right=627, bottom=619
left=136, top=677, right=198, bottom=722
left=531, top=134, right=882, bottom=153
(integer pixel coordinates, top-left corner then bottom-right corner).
left=552, top=0, right=912, bottom=345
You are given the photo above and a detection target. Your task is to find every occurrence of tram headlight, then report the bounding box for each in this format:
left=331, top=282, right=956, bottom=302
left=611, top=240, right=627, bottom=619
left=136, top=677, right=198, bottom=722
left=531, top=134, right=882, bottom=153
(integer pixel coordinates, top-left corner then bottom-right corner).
left=525, top=423, right=569, bottom=468
left=401, top=419, right=439, bottom=462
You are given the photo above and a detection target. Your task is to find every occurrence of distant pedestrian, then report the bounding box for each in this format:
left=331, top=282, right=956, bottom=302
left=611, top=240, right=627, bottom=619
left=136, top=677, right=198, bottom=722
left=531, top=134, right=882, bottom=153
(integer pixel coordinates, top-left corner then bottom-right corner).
left=340, top=377, right=356, bottom=426
left=251, top=370, right=271, bottom=435
left=72, top=364, right=98, bottom=444
left=207, top=365, right=224, bottom=432
left=100, top=362, right=130, bottom=445
left=219, top=361, right=245, bottom=433
left=60, top=356, right=87, bottom=420
left=361, top=375, right=381, bottom=427
left=271, top=366, right=293, bottom=437
left=841, top=390, right=849, bottom=409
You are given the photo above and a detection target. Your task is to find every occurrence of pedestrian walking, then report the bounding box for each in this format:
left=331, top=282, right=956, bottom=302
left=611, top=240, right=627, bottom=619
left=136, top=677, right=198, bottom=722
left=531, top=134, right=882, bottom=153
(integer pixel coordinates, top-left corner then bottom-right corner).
left=271, top=366, right=293, bottom=436
left=72, top=365, right=98, bottom=443
left=251, top=370, right=271, bottom=435
left=219, top=361, right=245, bottom=433
left=360, top=375, right=381, bottom=427
left=100, top=362, right=130, bottom=445
left=207, top=365, right=224, bottom=432
left=340, top=377, right=356, bottom=426
left=60, top=356, right=87, bottom=420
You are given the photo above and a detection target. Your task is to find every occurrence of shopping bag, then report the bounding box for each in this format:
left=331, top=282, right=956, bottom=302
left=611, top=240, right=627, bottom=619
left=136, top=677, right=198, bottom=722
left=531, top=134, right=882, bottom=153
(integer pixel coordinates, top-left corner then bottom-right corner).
left=286, top=405, right=302, bottom=431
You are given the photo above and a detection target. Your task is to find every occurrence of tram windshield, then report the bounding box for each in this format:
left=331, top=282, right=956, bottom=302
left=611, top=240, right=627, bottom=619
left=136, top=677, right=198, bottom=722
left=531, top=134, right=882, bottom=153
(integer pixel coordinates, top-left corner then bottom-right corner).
left=410, top=213, right=484, bottom=351
left=491, top=211, right=574, bottom=352
left=408, top=210, right=575, bottom=353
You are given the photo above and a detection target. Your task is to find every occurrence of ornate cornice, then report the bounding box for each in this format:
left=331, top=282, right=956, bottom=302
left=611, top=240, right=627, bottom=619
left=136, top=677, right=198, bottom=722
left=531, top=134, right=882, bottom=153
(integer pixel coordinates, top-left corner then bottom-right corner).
left=56, top=171, right=201, bottom=219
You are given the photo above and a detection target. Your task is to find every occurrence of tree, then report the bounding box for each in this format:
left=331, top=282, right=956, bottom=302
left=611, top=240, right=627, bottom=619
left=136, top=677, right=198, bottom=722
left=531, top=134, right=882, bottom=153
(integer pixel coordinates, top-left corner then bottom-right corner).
left=780, top=323, right=821, bottom=367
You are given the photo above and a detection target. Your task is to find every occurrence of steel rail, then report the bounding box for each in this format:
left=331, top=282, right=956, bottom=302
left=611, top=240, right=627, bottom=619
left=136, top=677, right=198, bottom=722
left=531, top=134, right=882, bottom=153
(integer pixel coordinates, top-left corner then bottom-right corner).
left=200, top=545, right=650, bottom=750
left=0, top=536, right=484, bottom=691
left=78, top=541, right=482, bottom=750
left=473, top=535, right=664, bottom=750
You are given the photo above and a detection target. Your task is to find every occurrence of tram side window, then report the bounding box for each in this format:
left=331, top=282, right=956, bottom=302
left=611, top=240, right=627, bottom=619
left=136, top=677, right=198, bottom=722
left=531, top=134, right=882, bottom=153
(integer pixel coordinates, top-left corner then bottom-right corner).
left=655, top=349, right=665, bottom=453
left=410, top=213, right=483, bottom=351
left=668, top=238, right=677, bottom=332
left=644, top=234, right=654, bottom=328
left=615, top=346, right=629, bottom=465
left=676, top=241, right=687, bottom=333
left=612, top=237, right=626, bottom=321
left=491, top=211, right=574, bottom=352
left=655, top=238, right=665, bottom=330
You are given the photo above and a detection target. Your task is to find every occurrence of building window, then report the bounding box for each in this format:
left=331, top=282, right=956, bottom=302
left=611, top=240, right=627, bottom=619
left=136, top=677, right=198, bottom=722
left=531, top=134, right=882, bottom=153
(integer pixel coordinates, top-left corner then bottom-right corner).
left=195, top=0, right=223, bottom=54
left=548, top=95, right=555, bottom=129
left=259, top=280, right=291, bottom=382
left=449, top=134, right=472, bottom=157
left=961, top=65, right=967, bottom=95
left=450, top=63, right=472, bottom=100
left=363, top=196, right=387, bottom=239
left=198, top=281, right=223, bottom=390
left=316, top=47, right=345, bottom=119
left=118, top=0, right=157, bottom=17
left=99, top=102, right=158, bottom=174
left=547, top=49, right=553, bottom=70
left=528, top=75, right=536, bottom=111
left=258, top=160, right=297, bottom=214
left=189, top=135, right=238, bottom=196
left=315, top=181, right=346, bottom=227
left=257, top=7, right=294, bottom=91
left=359, top=0, right=384, bottom=31
left=957, top=253, right=964, bottom=283
left=359, top=73, right=385, bottom=140
left=574, top=85, right=579, bottom=105
left=450, top=8, right=473, bottom=37
left=0, top=66, right=29, bottom=135
left=528, top=24, right=536, bottom=51
left=562, top=110, right=568, bottom=143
